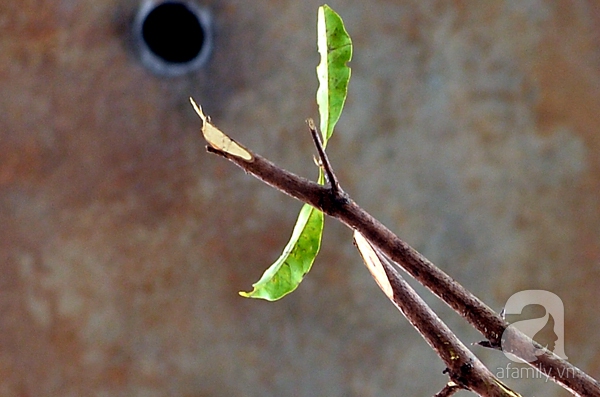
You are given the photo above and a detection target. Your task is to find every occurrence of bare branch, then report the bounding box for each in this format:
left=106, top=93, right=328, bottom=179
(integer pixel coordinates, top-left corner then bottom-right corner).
left=202, top=129, right=600, bottom=396
left=354, top=232, right=520, bottom=396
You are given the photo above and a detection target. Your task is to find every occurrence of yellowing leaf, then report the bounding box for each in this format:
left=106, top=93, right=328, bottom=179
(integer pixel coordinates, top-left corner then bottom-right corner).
left=190, top=97, right=253, bottom=161
left=353, top=231, right=393, bottom=299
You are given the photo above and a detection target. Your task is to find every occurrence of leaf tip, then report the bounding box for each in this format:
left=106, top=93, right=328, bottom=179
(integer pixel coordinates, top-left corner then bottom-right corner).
left=189, top=97, right=208, bottom=123
left=239, top=289, right=278, bottom=301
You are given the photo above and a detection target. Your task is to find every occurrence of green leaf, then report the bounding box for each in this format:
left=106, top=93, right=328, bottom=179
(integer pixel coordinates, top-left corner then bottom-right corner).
left=239, top=203, right=324, bottom=301
left=316, top=4, right=353, bottom=143
left=240, top=5, right=352, bottom=301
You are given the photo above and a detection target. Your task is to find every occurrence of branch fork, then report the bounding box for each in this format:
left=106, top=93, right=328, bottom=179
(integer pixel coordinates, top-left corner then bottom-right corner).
left=194, top=103, right=600, bottom=396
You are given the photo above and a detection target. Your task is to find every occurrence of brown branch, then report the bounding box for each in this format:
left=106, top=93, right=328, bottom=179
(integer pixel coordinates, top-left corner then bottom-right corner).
left=354, top=232, right=519, bottom=396
left=204, top=141, right=600, bottom=395
left=307, top=118, right=340, bottom=194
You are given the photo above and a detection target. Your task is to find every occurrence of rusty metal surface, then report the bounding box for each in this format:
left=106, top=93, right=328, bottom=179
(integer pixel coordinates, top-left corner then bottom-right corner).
left=1, top=1, right=599, bottom=396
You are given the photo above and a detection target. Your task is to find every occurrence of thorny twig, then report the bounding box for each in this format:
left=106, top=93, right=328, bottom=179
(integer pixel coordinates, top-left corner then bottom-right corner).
left=307, top=118, right=341, bottom=194
left=202, top=116, right=600, bottom=396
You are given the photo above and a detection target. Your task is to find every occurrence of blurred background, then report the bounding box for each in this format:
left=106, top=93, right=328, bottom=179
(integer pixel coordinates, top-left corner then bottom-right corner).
left=1, top=0, right=599, bottom=396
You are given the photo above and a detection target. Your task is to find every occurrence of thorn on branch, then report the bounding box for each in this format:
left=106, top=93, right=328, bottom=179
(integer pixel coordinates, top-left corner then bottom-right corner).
left=307, top=118, right=341, bottom=196
left=474, top=340, right=501, bottom=350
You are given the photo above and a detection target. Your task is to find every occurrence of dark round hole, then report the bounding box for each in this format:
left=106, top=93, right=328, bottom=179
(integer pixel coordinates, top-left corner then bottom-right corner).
left=141, top=2, right=205, bottom=64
